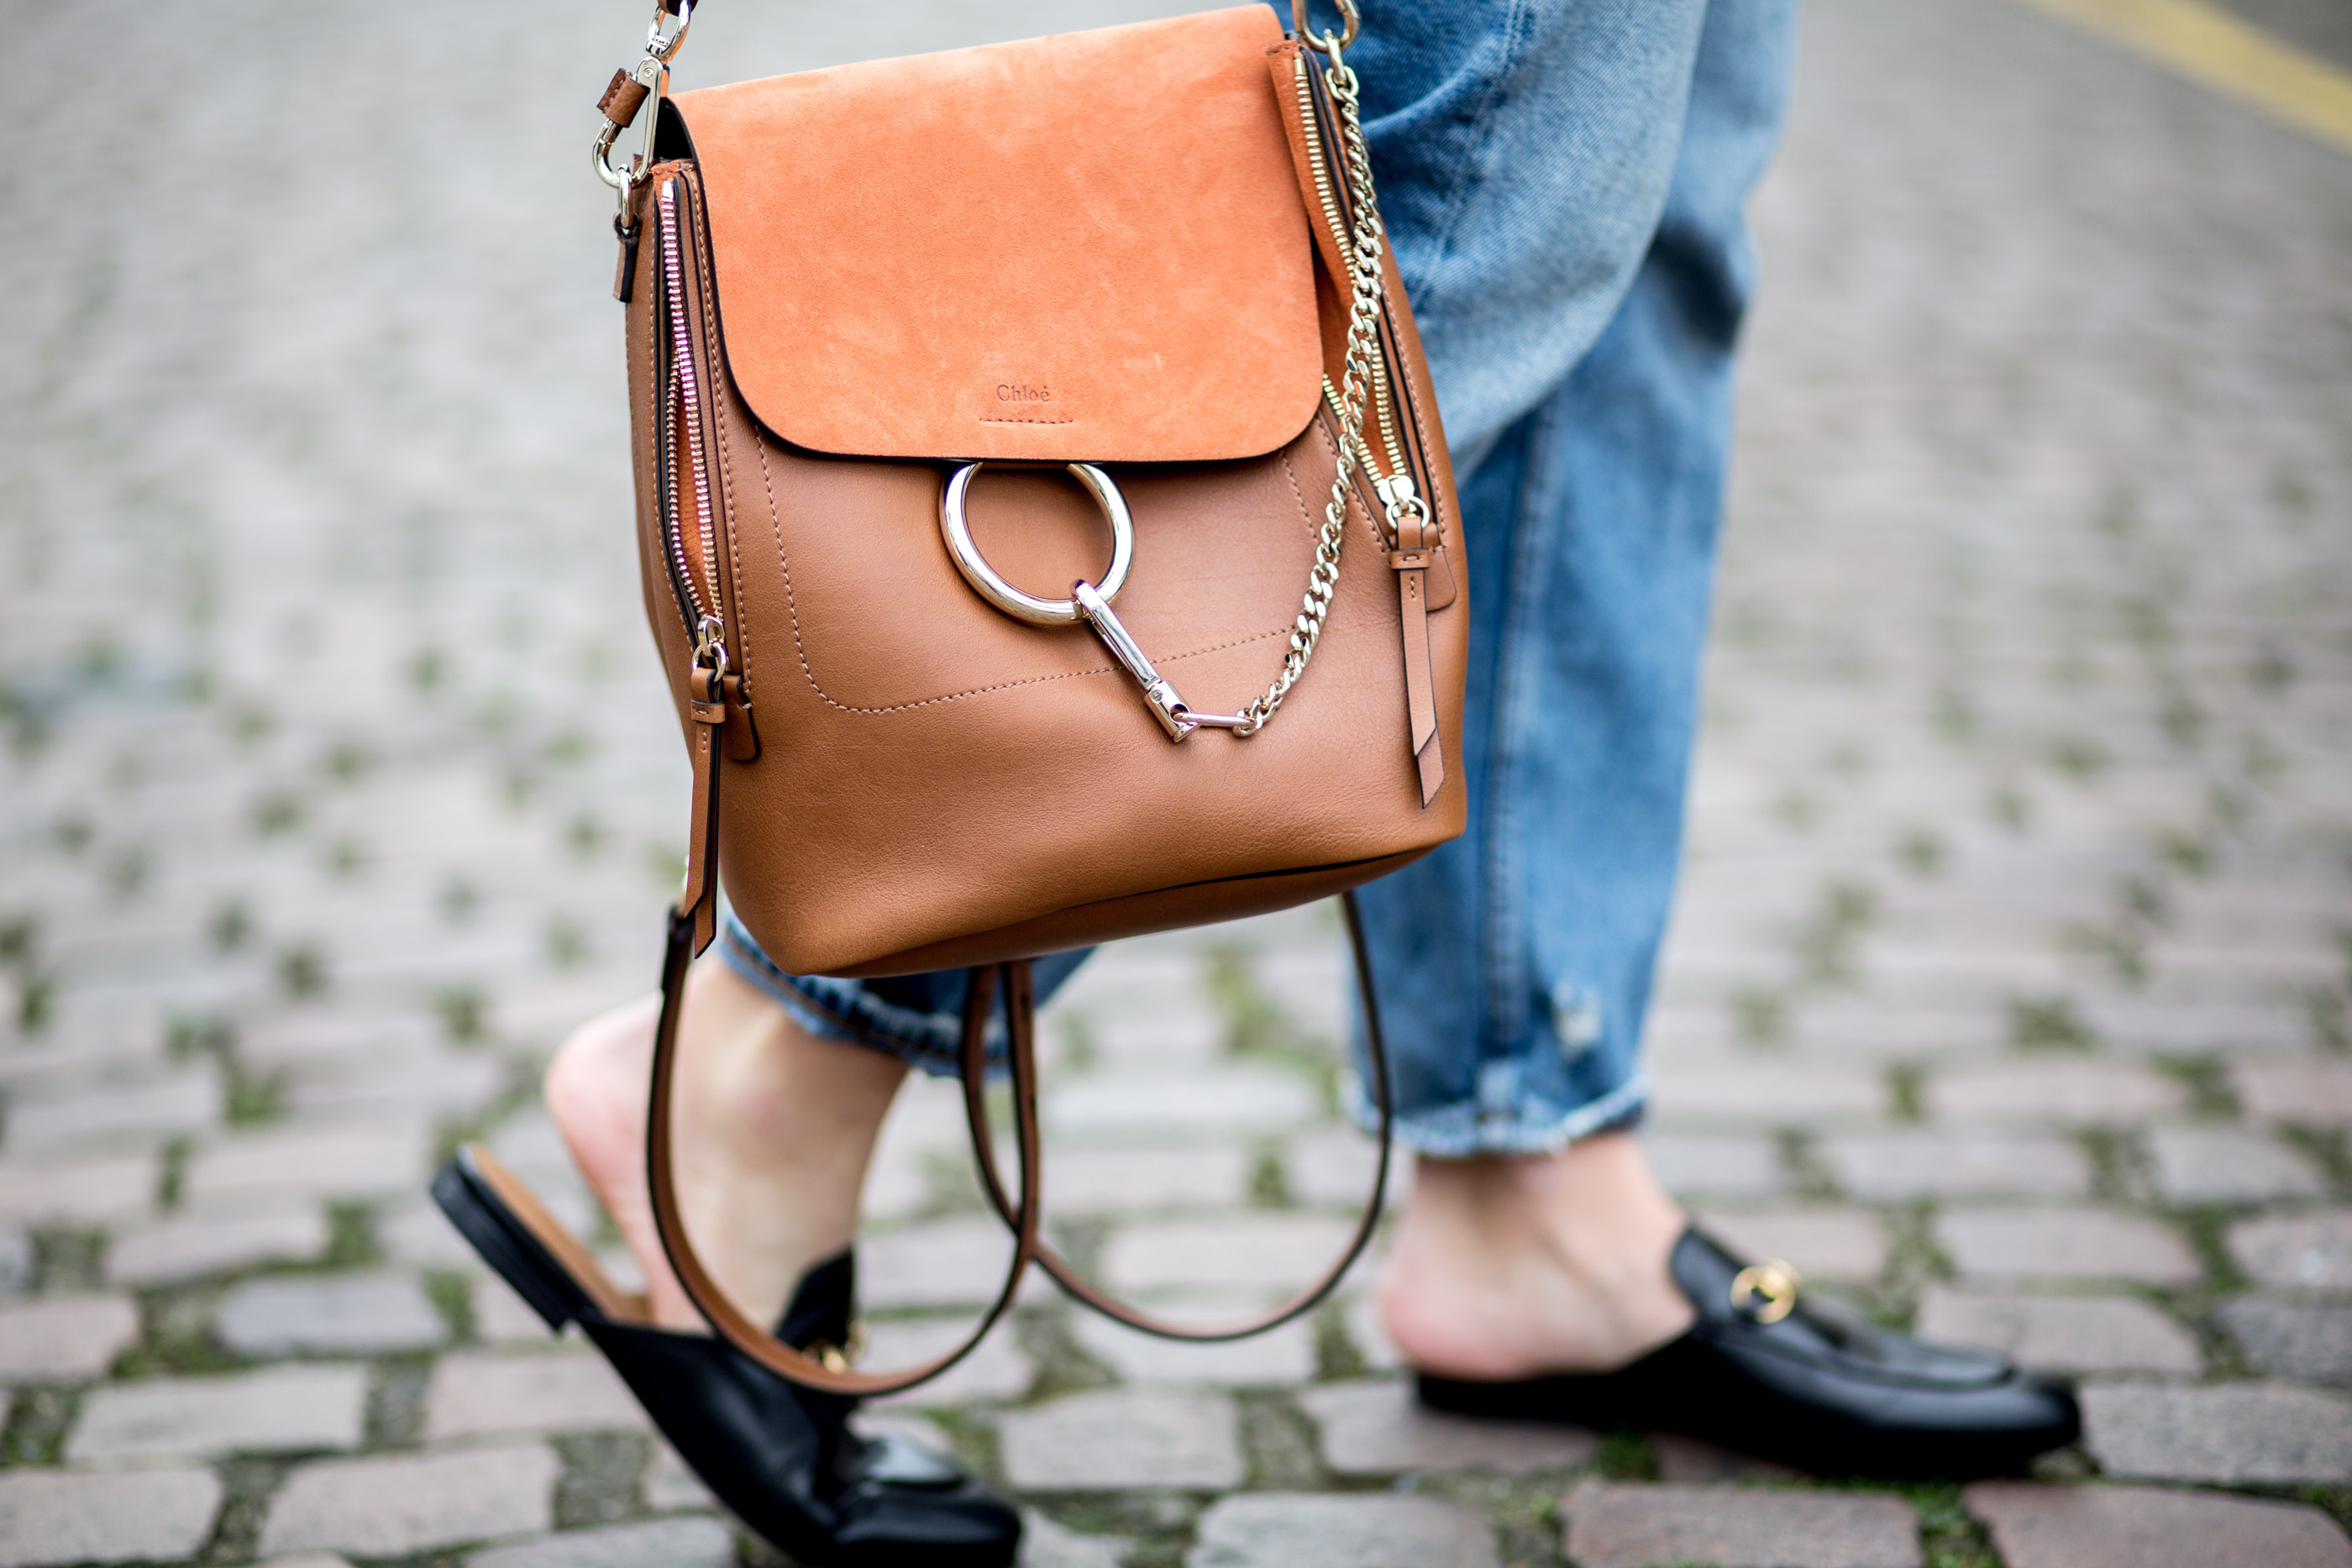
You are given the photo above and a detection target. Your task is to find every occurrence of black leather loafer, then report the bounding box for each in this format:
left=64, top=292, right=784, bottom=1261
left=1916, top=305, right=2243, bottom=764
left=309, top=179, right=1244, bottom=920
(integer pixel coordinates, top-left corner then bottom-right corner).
left=1418, top=1227, right=2081, bottom=1479
left=433, top=1145, right=1021, bottom=1567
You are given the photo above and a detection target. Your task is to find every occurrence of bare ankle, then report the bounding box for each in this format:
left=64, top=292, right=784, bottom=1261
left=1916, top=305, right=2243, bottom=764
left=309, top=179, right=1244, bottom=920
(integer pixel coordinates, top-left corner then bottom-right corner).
left=1378, top=1132, right=1693, bottom=1379
left=543, top=961, right=906, bottom=1333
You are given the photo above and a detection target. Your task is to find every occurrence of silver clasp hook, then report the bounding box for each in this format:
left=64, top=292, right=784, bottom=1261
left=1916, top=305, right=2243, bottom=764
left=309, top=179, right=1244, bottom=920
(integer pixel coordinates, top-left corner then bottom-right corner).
left=1292, top=0, right=1360, bottom=59
left=938, top=463, right=1248, bottom=743
left=594, top=1, right=692, bottom=200
left=1072, top=585, right=1251, bottom=742
left=646, top=0, right=694, bottom=64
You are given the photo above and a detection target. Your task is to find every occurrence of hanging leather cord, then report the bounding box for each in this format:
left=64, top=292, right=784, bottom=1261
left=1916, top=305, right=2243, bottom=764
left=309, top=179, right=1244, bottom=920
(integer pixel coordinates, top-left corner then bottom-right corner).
left=961, top=892, right=1394, bottom=1341
left=648, top=906, right=1043, bottom=1396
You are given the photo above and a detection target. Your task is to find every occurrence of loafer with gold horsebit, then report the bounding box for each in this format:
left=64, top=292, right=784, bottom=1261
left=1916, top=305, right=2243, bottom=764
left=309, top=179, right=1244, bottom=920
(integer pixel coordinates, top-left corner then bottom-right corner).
left=1419, top=1228, right=2082, bottom=1478
left=432, top=1146, right=1022, bottom=1568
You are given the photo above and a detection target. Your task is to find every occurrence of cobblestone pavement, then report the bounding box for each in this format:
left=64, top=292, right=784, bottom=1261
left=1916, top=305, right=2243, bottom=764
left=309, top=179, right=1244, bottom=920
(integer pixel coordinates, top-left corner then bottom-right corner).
left=4, top=0, right=2350, bottom=1564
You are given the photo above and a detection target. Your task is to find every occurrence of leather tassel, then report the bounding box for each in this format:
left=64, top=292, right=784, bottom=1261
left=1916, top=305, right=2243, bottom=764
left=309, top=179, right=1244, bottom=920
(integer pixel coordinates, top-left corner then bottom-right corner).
left=1389, top=519, right=1444, bottom=806
left=678, top=666, right=726, bottom=953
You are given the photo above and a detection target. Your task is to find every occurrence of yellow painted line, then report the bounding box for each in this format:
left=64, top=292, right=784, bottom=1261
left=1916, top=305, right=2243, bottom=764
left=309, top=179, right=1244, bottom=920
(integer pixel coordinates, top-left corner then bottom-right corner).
left=2013, top=0, right=2352, bottom=155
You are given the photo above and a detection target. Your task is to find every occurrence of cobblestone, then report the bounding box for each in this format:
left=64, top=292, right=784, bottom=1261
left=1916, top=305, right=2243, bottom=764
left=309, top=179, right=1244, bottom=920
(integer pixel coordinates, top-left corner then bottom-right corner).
left=2221, top=1297, right=2352, bottom=1383
left=184, top=1123, right=432, bottom=1206
left=104, top=1205, right=329, bottom=1287
left=1648, top=1065, right=1887, bottom=1124
left=2147, top=1128, right=2328, bottom=1204
left=260, top=1443, right=559, bottom=1556
left=1283, top=1131, right=1410, bottom=1209
left=1045, top=1066, right=1322, bottom=1140
left=1914, top=1287, right=2201, bottom=1373
left=2230, top=1212, right=2352, bottom=1288
left=862, top=1317, right=1037, bottom=1407
left=0, top=1467, right=222, bottom=1568
left=1187, top=1493, right=1498, bottom=1568
left=1820, top=1132, right=2093, bottom=1199
left=3, top=1066, right=220, bottom=1158
left=1966, top=1481, right=2352, bottom=1568
left=1043, top=1146, right=1252, bottom=1216
left=1100, top=1215, right=1360, bottom=1295
left=1021, top=1510, right=1132, bottom=1568
left=1561, top=1480, right=1919, bottom=1568
left=0, top=1228, right=29, bottom=1299
left=465, top=1517, right=734, bottom=1568
left=474, top=1275, right=558, bottom=1344
left=1072, top=1306, right=1315, bottom=1387
left=0, top=1157, right=155, bottom=1225
left=996, top=1389, right=1242, bottom=1490
left=2236, top=1061, right=2352, bottom=1125
left=1297, top=1379, right=1597, bottom=1475
left=215, top=1272, right=448, bottom=1356
left=1937, top=1209, right=2202, bottom=1282
left=641, top=1442, right=716, bottom=1512
left=2082, top=1381, right=2352, bottom=1483
left=858, top=1220, right=1022, bottom=1310
left=1643, top=1134, right=1788, bottom=1197
left=424, top=1350, right=647, bottom=1440
left=0, top=1295, right=141, bottom=1384
left=1924, top=1062, right=2188, bottom=1124
left=67, top=1364, right=367, bottom=1462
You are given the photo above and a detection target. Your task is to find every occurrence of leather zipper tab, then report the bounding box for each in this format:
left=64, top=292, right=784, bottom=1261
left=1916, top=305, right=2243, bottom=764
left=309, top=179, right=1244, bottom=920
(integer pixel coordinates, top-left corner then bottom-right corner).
left=1389, top=513, right=1443, bottom=806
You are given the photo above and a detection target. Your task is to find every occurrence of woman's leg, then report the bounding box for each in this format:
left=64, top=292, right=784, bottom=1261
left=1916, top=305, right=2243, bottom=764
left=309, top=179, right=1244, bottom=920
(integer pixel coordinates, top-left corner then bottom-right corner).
left=1358, top=0, right=1799, bottom=1374
left=545, top=922, right=1090, bottom=1332
left=544, top=961, right=906, bottom=1332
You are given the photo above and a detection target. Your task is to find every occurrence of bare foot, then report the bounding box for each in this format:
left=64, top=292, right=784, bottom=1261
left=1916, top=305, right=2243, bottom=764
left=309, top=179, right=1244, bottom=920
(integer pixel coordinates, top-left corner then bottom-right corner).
left=1377, top=1130, right=1695, bottom=1379
left=543, top=958, right=906, bottom=1332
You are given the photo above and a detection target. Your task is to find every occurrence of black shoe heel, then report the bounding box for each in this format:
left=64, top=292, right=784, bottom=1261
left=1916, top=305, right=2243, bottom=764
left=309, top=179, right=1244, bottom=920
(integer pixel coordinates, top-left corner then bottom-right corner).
left=431, top=1148, right=597, bottom=1334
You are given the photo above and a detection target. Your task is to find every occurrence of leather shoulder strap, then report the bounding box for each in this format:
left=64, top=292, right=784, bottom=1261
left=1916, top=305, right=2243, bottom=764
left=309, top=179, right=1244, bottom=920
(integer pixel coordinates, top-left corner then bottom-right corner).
left=961, top=891, right=1394, bottom=1344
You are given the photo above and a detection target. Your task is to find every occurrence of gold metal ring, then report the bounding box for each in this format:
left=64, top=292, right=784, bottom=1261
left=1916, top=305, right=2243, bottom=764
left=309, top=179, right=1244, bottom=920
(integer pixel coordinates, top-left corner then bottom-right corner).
left=1729, top=1261, right=1801, bottom=1325
left=939, top=462, right=1134, bottom=627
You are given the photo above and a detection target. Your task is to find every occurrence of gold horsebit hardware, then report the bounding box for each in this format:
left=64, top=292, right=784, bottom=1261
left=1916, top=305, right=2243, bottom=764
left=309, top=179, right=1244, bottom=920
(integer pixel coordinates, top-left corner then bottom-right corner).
left=802, top=1319, right=867, bottom=1376
left=1729, top=1260, right=1803, bottom=1325
left=939, top=462, right=1252, bottom=742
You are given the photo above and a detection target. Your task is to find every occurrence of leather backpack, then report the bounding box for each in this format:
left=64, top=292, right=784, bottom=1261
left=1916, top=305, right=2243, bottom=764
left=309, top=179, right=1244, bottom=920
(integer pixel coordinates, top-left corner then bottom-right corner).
left=591, top=0, right=1467, bottom=1393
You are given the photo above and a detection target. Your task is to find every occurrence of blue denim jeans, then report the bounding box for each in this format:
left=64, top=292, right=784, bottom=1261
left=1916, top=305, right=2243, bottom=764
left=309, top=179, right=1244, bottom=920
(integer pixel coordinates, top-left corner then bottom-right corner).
left=722, top=0, right=1797, bottom=1155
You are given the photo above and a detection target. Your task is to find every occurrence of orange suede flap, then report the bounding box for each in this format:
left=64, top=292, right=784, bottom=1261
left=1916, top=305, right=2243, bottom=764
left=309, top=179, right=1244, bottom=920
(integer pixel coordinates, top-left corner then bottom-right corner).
left=675, top=6, right=1321, bottom=464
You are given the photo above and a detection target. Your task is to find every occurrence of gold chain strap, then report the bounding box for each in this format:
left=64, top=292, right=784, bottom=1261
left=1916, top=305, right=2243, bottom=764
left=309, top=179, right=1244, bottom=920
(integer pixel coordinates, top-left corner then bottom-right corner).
left=1236, top=43, right=1389, bottom=737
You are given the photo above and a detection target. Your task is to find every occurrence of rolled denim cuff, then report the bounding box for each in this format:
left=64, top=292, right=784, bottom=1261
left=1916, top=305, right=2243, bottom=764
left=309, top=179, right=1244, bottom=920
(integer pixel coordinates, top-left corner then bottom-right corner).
left=717, top=913, right=1090, bottom=1079
left=1343, top=1069, right=1648, bottom=1156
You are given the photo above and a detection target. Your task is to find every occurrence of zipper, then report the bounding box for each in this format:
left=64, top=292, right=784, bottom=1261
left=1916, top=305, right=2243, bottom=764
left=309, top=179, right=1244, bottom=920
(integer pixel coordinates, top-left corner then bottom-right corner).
left=1323, top=375, right=1421, bottom=532
left=1293, top=54, right=1411, bottom=485
left=658, top=178, right=721, bottom=640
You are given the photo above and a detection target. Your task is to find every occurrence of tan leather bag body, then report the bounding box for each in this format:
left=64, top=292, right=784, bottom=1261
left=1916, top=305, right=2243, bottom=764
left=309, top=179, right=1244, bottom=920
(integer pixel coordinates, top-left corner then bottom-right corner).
left=598, top=0, right=1466, bottom=1393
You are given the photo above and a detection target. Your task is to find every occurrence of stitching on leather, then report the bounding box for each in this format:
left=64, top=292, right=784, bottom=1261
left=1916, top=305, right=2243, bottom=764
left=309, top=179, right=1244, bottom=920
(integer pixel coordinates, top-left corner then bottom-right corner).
left=1307, top=412, right=1391, bottom=551
left=978, top=416, right=1076, bottom=426
left=1383, top=304, right=1449, bottom=548
left=752, top=432, right=1288, bottom=716
left=1277, top=441, right=1311, bottom=540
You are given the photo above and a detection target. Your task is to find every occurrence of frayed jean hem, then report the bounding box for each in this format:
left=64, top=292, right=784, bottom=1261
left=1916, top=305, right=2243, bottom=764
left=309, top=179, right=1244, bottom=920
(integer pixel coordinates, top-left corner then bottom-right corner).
left=1343, top=1072, right=1650, bottom=1156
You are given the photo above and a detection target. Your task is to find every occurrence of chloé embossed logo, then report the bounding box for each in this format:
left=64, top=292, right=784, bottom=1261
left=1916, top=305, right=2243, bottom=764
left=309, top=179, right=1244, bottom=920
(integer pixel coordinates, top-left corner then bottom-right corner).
left=981, top=380, right=1074, bottom=425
